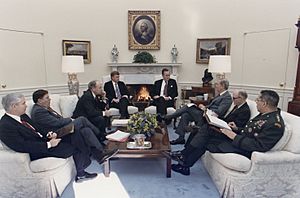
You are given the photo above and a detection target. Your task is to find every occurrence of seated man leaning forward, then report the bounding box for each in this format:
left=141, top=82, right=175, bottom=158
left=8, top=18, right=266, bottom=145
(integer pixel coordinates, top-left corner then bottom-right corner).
left=104, top=71, right=130, bottom=119
left=159, top=79, right=232, bottom=145
left=0, top=93, right=117, bottom=183
left=165, top=90, right=284, bottom=176
left=151, top=68, right=178, bottom=117
left=72, top=80, right=110, bottom=141
left=31, top=89, right=113, bottom=157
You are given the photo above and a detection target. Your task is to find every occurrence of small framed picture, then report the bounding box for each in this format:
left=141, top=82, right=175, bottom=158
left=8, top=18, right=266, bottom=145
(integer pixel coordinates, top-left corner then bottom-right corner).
left=62, top=40, right=91, bottom=64
left=196, top=38, right=231, bottom=64
left=128, top=10, right=161, bottom=50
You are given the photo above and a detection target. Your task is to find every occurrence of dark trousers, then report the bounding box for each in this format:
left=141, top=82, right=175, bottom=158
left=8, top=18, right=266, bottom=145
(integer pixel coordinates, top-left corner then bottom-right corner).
left=88, top=116, right=107, bottom=139
left=165, top=105, right=206, bottom=138
left=43, top=130, right=91, bottom=176
left=153, top=97, right=174, bottom=115
left=181, top=124, right=251, bottom=167
left=110, top=97, right=129, bottom=118
left=73, top=117, right=103, bottom=150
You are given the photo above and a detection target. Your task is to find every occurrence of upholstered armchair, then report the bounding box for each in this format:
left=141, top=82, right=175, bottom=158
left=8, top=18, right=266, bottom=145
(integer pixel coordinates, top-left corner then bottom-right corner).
left=144, top=75, right=178, bottom=128
left=101, top=75, right=139, bottom=117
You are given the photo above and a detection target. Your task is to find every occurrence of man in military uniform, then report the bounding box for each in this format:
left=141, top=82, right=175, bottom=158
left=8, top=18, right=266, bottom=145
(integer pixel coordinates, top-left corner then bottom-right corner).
left=166, top=90, right=285, bottom=176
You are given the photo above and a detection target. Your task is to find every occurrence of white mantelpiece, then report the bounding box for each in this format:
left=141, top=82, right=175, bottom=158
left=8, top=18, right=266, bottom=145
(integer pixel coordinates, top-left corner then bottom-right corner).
left=107, top=62, right=182, bottom=84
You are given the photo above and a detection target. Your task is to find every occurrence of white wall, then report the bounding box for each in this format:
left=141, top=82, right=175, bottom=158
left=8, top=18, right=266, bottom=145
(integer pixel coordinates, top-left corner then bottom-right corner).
left=0, top=0, right=299, bottom=109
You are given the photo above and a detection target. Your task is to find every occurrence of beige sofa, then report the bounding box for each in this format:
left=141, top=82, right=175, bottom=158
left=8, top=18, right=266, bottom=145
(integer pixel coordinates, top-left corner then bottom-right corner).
left=201, top=99, right=300, bottom=198
left=0, top=94, right=78, bottom=198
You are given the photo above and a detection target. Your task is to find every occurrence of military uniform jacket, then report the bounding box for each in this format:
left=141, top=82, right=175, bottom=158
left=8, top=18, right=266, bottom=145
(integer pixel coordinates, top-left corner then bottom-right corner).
left=232, top=109, right=285, bottom=153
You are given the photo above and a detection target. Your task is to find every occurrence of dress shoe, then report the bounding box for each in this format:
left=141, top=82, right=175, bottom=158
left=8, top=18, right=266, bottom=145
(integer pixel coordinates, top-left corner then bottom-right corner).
left=96, top=148, right=119, bottom=164
left=162, top=151, right=185, bottom=164
left=75, top=171, right=98, bottom=183
left=170, top=138, right=185, bottom=145
left=171, top=164, right=190, bottom=176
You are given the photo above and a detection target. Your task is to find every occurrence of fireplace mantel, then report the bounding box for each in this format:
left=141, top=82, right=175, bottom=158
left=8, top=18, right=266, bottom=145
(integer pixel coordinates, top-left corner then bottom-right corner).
left=107, top=62, right=182, bottom=84
left=107, top=63, right=182, bottom=75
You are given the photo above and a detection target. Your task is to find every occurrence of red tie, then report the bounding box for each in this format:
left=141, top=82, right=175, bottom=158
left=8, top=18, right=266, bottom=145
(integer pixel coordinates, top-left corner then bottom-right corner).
left=21, top=120, right=36, bottom=131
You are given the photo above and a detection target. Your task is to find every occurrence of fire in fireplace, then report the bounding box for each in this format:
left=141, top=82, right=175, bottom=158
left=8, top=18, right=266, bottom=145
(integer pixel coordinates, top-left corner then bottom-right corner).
left=127, top=84, right=153, bottom=102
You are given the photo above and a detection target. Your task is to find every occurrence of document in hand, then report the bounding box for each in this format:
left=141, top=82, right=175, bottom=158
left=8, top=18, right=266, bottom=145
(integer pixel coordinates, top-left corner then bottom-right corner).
left=111, top=119, right=130, bottom=127
left=55, top=123, right=75, bottom=138
left=205, top=113, right=231, bottom=130
left=106, top=130, right=130, bottom=142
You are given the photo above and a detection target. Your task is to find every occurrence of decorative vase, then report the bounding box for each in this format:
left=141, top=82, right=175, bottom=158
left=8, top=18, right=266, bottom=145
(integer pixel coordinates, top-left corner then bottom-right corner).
left=133, top=134, right=146, bottom=146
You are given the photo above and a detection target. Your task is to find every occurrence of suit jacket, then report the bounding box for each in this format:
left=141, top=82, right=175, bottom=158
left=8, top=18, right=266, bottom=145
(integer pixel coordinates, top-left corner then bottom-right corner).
left=151, top=78, right=178, bottom=100
left=0, top=114, right=75, bottom=161
left=207, top=91, right=232, bottom=118
left=223, top=102, right=251, bottom=128
left=104, top=80, right=129, bottom=104
left=31, top=104, right=72, bottom=136
left=72, top=89, right=104, bottom=119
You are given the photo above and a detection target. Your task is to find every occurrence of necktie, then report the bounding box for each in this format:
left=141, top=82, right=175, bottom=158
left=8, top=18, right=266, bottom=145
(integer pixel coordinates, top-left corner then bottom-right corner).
left=163, top=81, right=168, bottom=96
left=225, top=105, right=238, bottom=118
left=21, top=120, right=36, bottom=131
left=48, top=107, right=63, bottom=118
left=115, top=83, right=121, bottom=99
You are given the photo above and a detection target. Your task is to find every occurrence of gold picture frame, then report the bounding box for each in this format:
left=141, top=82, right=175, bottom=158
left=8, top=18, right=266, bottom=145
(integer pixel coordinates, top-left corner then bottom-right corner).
left=196, top=38, right=231, bottom=64
left=128, top=10, right=161, bottom=50
left=62, top=40, right=91, bottom=64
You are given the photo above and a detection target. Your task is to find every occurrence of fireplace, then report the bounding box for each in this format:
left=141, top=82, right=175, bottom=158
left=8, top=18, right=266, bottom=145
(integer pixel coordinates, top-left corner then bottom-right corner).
left=127, top=84, right=153, bottom=111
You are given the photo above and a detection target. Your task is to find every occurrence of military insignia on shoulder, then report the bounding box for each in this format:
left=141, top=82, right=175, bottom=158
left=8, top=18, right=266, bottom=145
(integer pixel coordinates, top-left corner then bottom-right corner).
left=275, top=123, right=282, bottom=128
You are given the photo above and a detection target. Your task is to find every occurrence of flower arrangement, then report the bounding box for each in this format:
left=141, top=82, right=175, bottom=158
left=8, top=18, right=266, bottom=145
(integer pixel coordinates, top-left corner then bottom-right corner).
left=127, top=112, right=158, bottom=137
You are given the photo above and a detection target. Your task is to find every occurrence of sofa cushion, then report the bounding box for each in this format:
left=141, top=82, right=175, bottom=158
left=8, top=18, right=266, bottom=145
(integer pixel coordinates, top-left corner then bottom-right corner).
left=0, top=140, right=10, bottom=150
left=281, top=111, right=300, bottom=153
left=210, top=153, right=252, bottom=172
left=30, top=157, right=70, bottom=173
left=60, top=95, right=78, bottom=118
left=128, top=106, right=138, bottom=114
left=0, top=109, right=5, bottom=118
left=271, top=123, right=292, bottom=151
left=25, top=100, right=34, bottom=117
left=50, top=94, right=62, bottom=116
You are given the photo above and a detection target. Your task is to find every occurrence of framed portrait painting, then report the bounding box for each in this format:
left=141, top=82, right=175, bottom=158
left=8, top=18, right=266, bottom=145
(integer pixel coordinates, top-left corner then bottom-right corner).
left=62, top=40, right=91, bottom=64
left=128, top=10, right=161, bottom=50
left=196, top=38, right=231, bottom=64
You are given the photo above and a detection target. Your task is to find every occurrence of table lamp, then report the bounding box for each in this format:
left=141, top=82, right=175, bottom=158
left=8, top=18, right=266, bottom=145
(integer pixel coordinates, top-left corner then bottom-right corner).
left=208, top=55, right=231, bottom=80
left=61, top=55, right=84, bottom=96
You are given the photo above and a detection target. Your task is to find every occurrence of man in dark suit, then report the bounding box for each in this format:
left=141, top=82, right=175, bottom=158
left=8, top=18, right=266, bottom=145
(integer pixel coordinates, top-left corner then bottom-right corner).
left=104, top=71, right=130, bottom=119
left=72, top=80, right=110, bottom=140
left=185, top=89, right=251, bottom=148
left=30, top=89, right=115, bottom=156
left=162, top=79, right=232, bottom=145
left=151, top=68, right=178, bottom=116
left=166, top=90, right=284, bottom=176
left=0, top=93, right=116, bottom=182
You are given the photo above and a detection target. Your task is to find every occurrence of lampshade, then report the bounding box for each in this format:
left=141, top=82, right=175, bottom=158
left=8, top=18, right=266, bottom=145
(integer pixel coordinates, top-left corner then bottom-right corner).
left=208, top=55, right=231, bottom=73
left=61, top=55, right=84, bottom=73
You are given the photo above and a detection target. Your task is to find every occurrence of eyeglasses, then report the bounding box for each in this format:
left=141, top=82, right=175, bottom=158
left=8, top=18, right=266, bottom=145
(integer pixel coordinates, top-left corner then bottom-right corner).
left=233, top=96, right=241, bottom=100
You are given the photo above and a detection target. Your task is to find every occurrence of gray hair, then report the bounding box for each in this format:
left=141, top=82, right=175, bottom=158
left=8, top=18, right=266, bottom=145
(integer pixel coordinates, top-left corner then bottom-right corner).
left=219, top=79, right=229, bottom=90
left=238, top=90, right=248, bottom=99
left=1, top=93, right=24, bottom=112
left=88, top=80, right=100, bottom=90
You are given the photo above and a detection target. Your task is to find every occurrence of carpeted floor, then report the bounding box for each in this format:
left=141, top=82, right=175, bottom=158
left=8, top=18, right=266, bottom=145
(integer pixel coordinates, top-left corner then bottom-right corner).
left=61, top=125, right=220, bottom=198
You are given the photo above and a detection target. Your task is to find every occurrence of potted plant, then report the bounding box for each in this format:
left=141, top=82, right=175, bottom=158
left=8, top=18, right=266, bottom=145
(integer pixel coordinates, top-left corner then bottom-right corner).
left=133, top=51, right=156, bottom=63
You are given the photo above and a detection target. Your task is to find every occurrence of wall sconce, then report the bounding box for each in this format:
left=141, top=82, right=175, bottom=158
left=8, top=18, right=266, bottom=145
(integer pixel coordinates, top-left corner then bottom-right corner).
left=61, top=55, right=84, bottom=96
left=208, top=55, right=231, bottom=80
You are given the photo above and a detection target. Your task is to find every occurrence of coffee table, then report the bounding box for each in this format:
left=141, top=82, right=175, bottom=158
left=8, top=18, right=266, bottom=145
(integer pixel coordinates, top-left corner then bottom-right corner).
left=103, top=125, right=172, bottom=178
